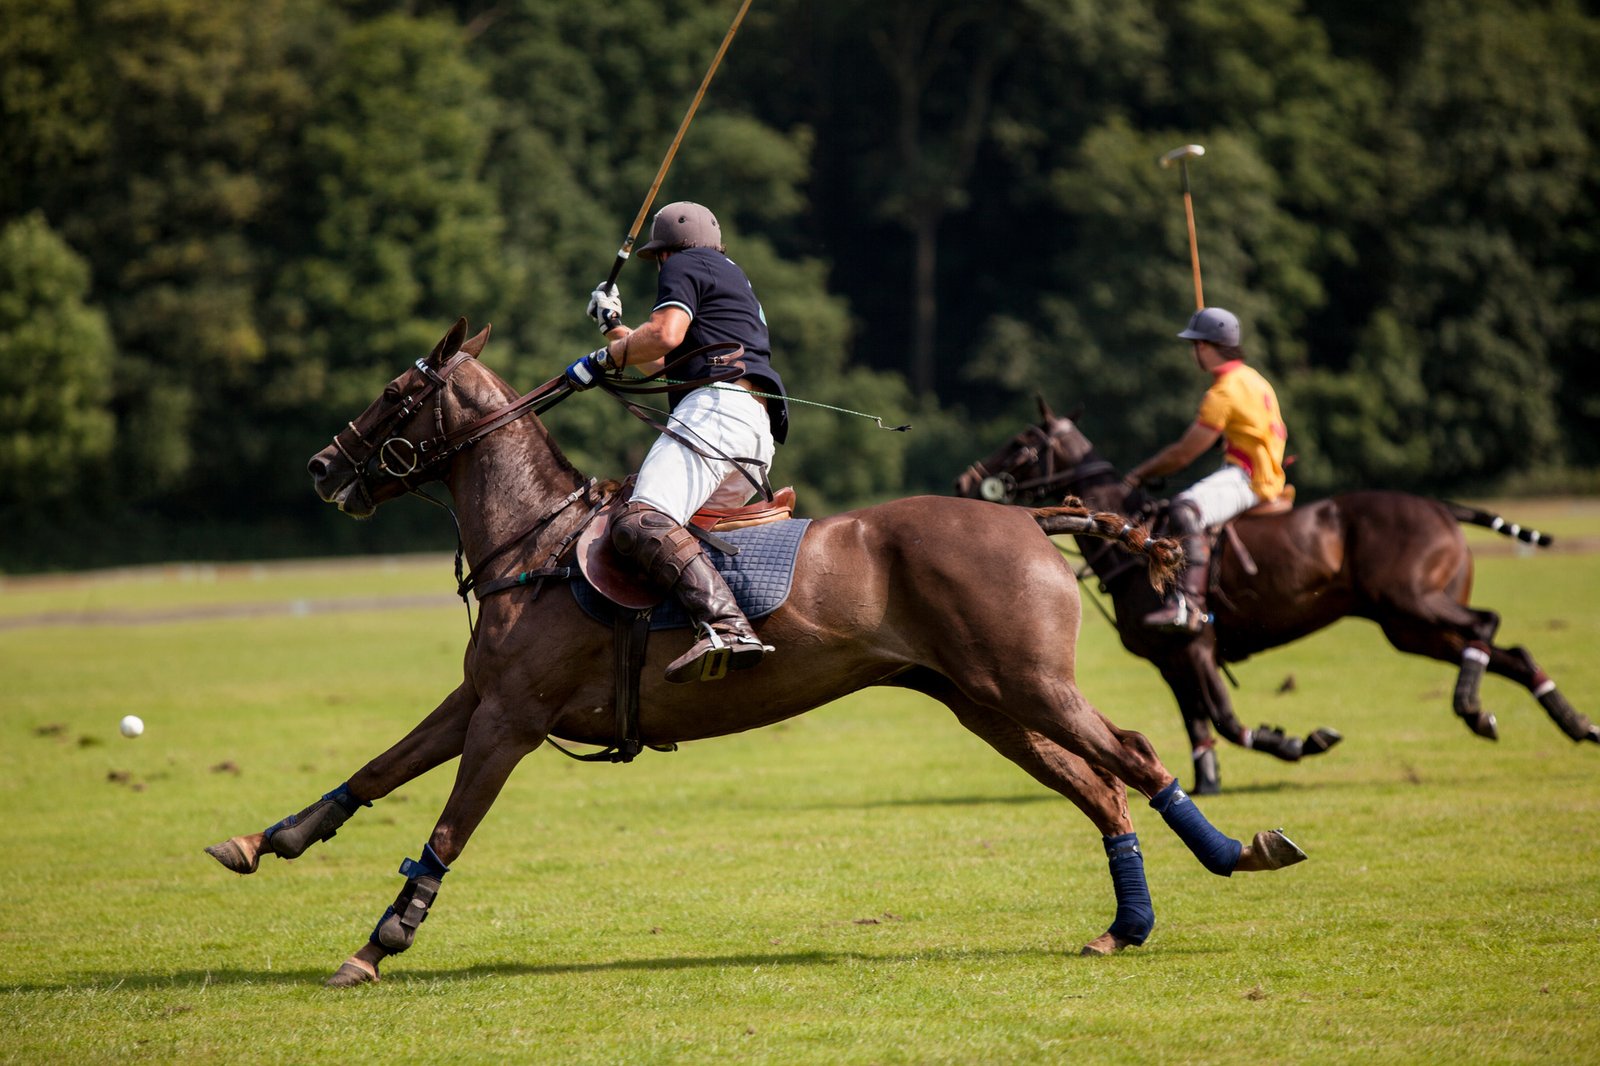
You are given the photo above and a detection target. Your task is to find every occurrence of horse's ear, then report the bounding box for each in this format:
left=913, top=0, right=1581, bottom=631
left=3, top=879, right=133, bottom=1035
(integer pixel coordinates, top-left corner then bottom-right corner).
left=461, top=324, right=492, bottom=358
left=1036, top=394, right=1055, bottom=423
left=1068, top=403, right=1084, bottom=423
left=427, top=317, right=470, bottom=366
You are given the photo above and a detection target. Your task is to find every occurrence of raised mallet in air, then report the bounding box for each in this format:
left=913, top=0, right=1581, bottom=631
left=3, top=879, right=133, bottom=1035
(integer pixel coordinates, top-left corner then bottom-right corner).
left=1159, top=144, right=1207, bottom=310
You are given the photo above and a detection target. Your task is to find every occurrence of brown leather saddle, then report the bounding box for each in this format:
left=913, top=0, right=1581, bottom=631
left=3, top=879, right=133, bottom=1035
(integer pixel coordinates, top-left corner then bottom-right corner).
left=576, top=484, right=798, bottom=609
left=1221, top=484, right=1296, bottom=577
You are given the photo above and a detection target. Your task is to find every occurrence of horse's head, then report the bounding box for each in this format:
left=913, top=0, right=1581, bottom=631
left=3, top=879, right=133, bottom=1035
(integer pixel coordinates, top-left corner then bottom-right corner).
left=955, top=397, right=1100, bottom=506
left=308, top=317, right=493, bottom=518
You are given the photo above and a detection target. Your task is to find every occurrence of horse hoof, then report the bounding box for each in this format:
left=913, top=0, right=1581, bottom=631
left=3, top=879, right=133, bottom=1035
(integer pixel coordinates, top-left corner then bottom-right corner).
left=1237, top=829, right=1307, bottom=872
left=325, top=959, right=379, bottom=988
left=204, top=836, right=260, bottom=875
left=1302, top=728, right=1343, bottom=756
left=1079, top=931, right=1134, bottom=956
left=1256, top=828, right=1307, bottom=868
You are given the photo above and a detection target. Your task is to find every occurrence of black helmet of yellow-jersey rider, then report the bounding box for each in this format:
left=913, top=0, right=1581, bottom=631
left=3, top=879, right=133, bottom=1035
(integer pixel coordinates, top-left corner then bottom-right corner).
left=1177, top=307, right=1241, bottom=347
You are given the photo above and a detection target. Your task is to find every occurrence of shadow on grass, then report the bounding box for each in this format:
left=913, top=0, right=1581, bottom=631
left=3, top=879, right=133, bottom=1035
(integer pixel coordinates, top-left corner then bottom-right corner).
left=795, top=778, right=1355, bottom=811
left=4, top=944, right=1167, bottom=992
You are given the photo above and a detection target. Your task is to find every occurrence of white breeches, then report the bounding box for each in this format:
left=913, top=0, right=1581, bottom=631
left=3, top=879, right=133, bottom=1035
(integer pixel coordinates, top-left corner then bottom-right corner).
left=631, top=385, right=776, bottom=525
left=1175, top=464, right=1262, bottom=529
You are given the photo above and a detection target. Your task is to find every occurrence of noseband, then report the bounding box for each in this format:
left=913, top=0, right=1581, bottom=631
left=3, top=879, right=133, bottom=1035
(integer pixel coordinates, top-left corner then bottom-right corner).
left=329, top=351, right=578, bottom=505
left=962, top=423, right=1116, bottom=506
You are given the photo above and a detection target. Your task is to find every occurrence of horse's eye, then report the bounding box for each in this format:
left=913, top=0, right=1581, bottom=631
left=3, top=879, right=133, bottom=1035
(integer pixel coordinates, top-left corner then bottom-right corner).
left=382, top=385, right=403, bottom=403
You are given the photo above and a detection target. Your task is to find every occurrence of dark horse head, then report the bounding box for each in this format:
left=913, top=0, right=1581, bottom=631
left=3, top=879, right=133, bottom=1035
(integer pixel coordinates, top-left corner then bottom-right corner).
left=955, top=397, right=1126, bottom=512
left=306, top=319, right=492, bottom=517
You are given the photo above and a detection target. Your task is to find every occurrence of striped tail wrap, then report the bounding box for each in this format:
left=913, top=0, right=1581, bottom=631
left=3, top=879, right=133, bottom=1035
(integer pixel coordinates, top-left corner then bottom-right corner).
left=1443, top=502, right=1554, bottom=548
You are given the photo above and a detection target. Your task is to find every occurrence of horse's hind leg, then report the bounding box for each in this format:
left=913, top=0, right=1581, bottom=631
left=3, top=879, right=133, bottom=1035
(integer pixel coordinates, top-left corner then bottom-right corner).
left=897, top=671, right=1152, bottom=955
left=328, top=697, right=539, bottom=987
left=994, top=678, right=1306, bottom=879
left=1378, top=598, right=1509, bottom=740
left=1416, top=598, right=1598, bottom=743
left=1489, top=644, right=1599, bottom=743
left=205, top=680, right=478, bottom=875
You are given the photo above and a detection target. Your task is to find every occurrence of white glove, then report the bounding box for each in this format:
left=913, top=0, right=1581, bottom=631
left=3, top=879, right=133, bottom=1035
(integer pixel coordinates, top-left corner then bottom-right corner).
left=586, top=284, right=623, bottom=333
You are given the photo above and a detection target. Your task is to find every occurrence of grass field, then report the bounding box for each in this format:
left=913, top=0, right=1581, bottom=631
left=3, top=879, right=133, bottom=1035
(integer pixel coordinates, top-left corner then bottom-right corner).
left=2, top=499, right=1598, bottom=1064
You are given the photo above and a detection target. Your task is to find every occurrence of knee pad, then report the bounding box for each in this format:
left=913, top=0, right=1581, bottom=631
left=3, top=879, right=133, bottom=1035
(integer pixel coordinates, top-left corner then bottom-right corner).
left=1168, top=498, right=1206, bottom=536
left=611, top=504, right=701, bottom=587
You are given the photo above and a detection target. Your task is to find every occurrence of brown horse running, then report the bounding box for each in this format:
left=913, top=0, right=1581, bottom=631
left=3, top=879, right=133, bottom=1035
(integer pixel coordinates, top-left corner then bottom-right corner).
left=956, top=399, right=1597, bottom=794
left=206, top=321, right=1308, bottom=985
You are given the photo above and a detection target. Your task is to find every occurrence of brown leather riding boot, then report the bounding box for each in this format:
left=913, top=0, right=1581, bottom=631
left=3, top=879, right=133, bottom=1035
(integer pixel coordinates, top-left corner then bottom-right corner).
left=1143, top=532, right=1210, bottom=633
left=663, top=552, right=772, bottom=684
left=611, top=502, right=772, bottom=684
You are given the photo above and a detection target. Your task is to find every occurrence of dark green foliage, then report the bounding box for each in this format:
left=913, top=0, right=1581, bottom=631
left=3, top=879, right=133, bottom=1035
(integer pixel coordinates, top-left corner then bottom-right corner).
left=0, top=213, right=115, bottom=501
left=1, top=0, right=1596, bottom=569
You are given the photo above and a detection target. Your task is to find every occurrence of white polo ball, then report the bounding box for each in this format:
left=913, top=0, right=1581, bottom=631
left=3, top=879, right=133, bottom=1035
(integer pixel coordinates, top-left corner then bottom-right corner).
left=119, top=715, right=145, bottom=739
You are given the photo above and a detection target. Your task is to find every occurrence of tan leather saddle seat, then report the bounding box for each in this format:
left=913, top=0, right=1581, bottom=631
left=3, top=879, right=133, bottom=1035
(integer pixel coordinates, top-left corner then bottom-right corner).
left=1241, top=483, right=1295, bottom=518
left=691, top=486, right=797, bottom=531
left=578, top=486, right=798, bottom=609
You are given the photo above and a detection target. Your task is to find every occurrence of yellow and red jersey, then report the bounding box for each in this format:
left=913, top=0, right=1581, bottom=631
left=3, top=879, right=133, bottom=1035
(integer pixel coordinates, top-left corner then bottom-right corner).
left=1195, top=361, right=1287, bottom=500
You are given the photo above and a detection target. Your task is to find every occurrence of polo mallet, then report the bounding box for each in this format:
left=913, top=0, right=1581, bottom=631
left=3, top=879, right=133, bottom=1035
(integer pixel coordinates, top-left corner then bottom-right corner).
left=1159, top=143, right=1206, bottom=309
left=600, top=0, right=754, bottom=299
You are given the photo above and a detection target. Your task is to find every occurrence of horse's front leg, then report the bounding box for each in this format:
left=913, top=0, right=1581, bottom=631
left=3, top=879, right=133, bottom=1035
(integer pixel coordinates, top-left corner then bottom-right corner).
left=205, top=680, right=479, bottom=875
left=327, top=694, right=544, bottom=987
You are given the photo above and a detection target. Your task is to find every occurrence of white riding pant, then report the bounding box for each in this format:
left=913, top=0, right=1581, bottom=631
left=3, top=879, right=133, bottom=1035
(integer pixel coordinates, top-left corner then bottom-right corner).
left=1175, top=463, right=1262, bottom=530
left=631, top=385, right=775, bottom=526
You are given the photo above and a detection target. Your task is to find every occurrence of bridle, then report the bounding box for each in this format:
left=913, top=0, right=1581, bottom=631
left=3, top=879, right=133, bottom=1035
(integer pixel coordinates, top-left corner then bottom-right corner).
left=329, top=351, right=575, bottom=507
left=961, top=421, right=1117, bottom=506
left=322, top=340, right=756, bottom=633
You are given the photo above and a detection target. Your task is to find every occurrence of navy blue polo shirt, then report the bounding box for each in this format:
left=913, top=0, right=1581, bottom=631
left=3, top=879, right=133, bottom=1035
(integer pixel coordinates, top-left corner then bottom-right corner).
left=653, top=247, right=789, bottom=444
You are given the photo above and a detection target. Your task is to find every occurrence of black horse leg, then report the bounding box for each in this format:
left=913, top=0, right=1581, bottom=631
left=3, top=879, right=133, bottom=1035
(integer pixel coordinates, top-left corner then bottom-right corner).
left=1378, top=598, right=1503, bottom=739
left=1158, top=646, right=1228, bottom=787
left=205, top=680, right=478, bottom=875
left=1489, top=645, right=1600, bottom=744
left=329, top=697, right=540, bottom=987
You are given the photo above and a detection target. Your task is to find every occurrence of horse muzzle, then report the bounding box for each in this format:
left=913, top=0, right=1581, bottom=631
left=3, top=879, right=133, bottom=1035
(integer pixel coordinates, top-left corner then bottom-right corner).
left=308, top=446, right=376, bottom=517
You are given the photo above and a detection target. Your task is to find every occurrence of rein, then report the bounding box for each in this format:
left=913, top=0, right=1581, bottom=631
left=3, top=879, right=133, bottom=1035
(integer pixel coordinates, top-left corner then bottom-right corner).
left=594, top=341, right=775, bottom=503
left=964, top=423, right=1119, bottom=507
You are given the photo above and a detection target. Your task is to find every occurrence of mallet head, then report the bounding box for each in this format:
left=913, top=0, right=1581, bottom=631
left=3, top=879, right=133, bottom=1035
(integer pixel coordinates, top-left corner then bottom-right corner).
left=1159, top=144, right=1206, bottom=168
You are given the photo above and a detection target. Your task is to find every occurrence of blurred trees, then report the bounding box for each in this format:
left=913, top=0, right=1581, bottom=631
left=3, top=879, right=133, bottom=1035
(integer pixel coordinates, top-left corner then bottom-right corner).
left=0, top=213, right=115, bottom=501
left=1, top=0, right=1597, bottom=569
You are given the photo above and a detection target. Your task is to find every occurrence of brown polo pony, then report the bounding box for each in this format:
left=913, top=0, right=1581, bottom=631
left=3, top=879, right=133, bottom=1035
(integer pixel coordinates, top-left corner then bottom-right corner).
left=956, top=399, right=1597, bottom=794
left=207, top=321, right=1308, bottom=985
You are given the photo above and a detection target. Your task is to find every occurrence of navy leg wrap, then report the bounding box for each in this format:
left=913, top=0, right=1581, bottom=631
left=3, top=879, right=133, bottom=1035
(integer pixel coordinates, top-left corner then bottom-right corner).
left=369, top=844, right=450, bottom=953
left=1103, top=833, right=1155, bottom=945
left=325, top=780, right=372, bottom=816
left=1150, top=780, right=1242, bottom=877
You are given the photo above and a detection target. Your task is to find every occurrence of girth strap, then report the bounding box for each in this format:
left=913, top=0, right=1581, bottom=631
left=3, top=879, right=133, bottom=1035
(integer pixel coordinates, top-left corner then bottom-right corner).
left=546, top=607, right=677, bottom=764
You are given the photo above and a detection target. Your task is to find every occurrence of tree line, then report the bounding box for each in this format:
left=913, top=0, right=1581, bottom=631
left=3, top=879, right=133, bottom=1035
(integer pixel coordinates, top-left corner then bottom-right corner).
left=2, top=0, right=1596, bottom=571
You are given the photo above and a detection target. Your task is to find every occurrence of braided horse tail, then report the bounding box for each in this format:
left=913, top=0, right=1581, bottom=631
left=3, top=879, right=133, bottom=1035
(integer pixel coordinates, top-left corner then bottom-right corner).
left=1031, top=496, right=1184, bottom=593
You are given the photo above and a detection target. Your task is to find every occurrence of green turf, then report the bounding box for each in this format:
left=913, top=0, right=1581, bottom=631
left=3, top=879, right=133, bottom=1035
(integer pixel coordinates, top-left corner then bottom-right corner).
left=2, top=526, right=1598, bottom=1064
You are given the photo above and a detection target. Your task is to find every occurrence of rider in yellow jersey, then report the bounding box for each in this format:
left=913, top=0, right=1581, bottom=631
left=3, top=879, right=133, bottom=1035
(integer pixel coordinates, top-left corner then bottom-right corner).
left=1123, top=307, right=1288, bottom=633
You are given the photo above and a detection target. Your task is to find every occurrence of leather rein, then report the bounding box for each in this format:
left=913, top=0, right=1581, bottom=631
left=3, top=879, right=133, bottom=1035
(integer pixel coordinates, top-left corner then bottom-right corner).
left=962, top=428, right=1152, bottom=602
left=324, top=343, right=754, bottom=622
left=962, top=422, right=1118, bottom=507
